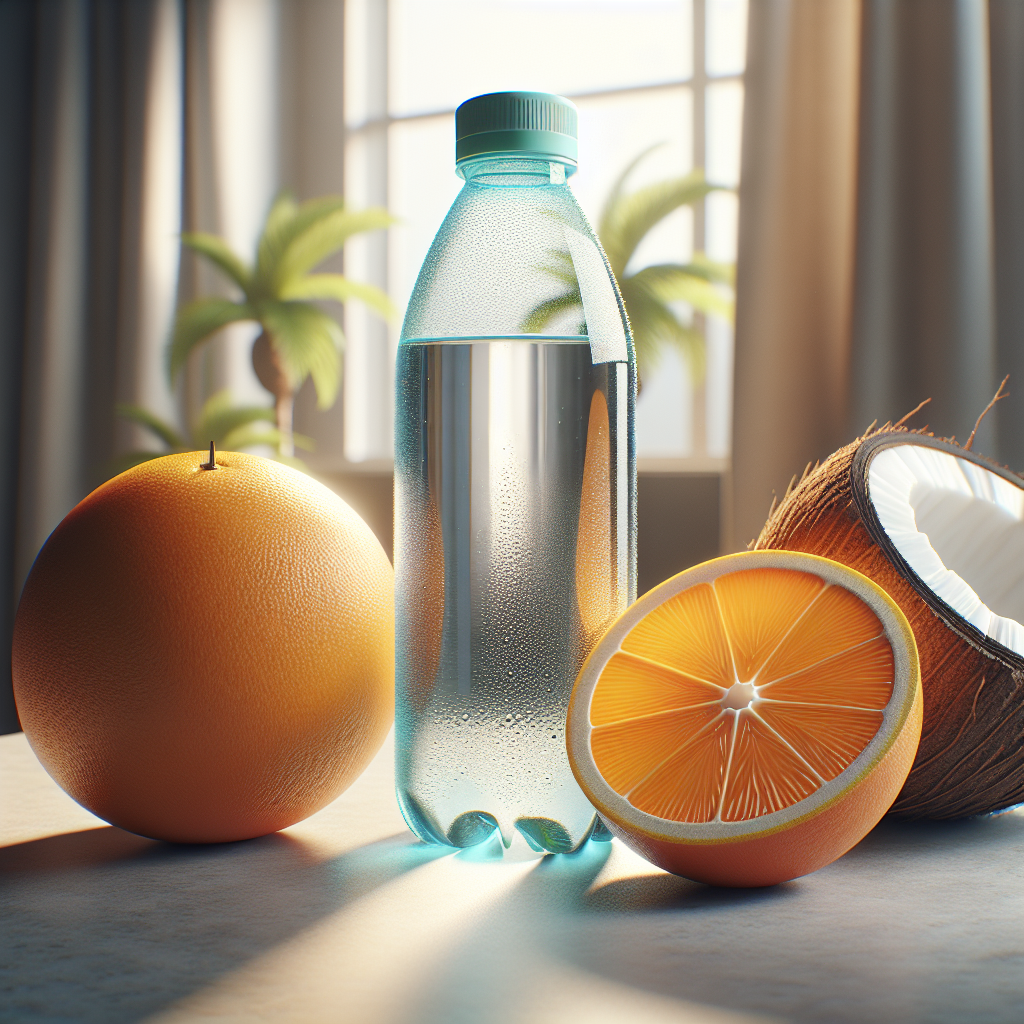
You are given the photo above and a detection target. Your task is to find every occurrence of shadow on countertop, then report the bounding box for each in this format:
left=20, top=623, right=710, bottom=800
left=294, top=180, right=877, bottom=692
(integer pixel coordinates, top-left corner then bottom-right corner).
left=6, top=811, right=1024, bottom=1024
left=562, top=812, right=1024, bottom=1024
left=0, top=825, right=445, bottom=1024
left=841, top=806, right=1024, bottom=860
left=396, top=812, right=1024, bottom=1024
left=583, top=869, right=801, bottom=914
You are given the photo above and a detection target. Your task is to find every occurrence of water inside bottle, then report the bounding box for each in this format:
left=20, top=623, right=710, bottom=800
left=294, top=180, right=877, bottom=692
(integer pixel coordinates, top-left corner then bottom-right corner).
left=394, top=337, right=634, bottom=854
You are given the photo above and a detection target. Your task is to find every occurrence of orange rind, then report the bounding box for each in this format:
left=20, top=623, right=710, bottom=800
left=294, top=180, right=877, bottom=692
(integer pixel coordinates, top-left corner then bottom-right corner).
left=13, top=450, right=395, bottom=844
left=567, top=550, right=922, bottom=887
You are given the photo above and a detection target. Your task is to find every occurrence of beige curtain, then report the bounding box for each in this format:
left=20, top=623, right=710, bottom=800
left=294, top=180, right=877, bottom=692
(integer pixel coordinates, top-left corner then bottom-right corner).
left=728, top=0, right=861, bottom=552
left=729, top=0, right=1021, bottom=551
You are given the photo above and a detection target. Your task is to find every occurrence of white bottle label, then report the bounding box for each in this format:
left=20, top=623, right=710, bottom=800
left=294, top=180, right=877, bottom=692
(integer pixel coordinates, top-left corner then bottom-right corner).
left=563, top=225, right=629, bottom=364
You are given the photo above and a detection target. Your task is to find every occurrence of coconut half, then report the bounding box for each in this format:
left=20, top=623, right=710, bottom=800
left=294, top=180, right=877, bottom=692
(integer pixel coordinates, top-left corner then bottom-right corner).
left=756, top=428, right=1024, bottom=819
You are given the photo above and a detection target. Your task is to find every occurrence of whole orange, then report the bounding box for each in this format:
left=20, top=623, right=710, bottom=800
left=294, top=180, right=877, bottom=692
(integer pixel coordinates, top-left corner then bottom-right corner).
left=12, top=450, right=394, bottom=843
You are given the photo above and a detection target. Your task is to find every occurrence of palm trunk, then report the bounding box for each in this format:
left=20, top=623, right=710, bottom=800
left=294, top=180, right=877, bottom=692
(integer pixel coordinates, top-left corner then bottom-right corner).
left=275, top=393, right=294, bottom=458
left=252, top=330, right=295, bottom=459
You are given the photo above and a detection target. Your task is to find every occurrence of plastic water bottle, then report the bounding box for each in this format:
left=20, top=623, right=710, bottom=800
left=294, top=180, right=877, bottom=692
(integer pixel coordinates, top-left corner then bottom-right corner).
left=394, top=92, right=636, bottom=854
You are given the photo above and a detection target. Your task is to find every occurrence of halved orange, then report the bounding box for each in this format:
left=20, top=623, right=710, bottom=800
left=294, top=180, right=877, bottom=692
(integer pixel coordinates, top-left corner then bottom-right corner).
left=567, top=550, right=922, bottom=887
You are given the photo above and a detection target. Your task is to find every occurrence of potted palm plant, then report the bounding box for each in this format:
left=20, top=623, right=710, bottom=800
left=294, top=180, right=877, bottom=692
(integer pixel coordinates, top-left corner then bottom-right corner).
left=169, top=192, right=395, bottom=456
left=525, top=147, right=734, bottom=386
left=112, top=390, right=310, bottom=473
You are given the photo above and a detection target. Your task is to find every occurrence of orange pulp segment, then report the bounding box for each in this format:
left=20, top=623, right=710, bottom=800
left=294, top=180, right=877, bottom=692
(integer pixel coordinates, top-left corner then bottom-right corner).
left=590, top=567, right=894, bottom=823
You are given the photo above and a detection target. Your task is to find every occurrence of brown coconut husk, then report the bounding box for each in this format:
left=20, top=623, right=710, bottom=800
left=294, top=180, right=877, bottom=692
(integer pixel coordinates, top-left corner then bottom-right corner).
left=754, top=392, right=1024, bottom=819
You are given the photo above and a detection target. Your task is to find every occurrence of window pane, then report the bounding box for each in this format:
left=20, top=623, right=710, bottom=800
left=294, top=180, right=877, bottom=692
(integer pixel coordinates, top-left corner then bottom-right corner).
left=706, top=188, right=738, bottom=263
left=705, top=314, right=733, bottom=458
left=340, top=0, right=748, bottom=468
left=706, top=80, right=743, bottom=186
left=570, top=89, right=695, bottom=459
left=343, top=139, right=393, bottom=462
left=344, top=0, right=387, bottom=127
left=572, top=87, right=693, bottom=239
left=706, top=0, right=747, bottom=77
left=388, top=115, right=461, bottom=318
left=389, top=0, right=693, bottom=117
left=636, top=348, right=693, bottom=456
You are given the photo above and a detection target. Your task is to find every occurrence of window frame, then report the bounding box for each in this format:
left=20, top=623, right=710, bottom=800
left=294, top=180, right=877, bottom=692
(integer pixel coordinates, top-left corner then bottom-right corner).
left=327, top=0, right=743, bottom=478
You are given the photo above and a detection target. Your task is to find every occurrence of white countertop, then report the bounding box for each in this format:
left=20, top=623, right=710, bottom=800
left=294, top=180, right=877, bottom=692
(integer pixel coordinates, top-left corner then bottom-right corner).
left=2, top=728, right=1023, bottom=1024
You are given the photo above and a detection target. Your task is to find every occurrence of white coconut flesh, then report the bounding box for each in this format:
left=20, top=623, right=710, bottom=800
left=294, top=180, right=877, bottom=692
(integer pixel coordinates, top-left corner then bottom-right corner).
left=867, top=445, right=1024, bottom=657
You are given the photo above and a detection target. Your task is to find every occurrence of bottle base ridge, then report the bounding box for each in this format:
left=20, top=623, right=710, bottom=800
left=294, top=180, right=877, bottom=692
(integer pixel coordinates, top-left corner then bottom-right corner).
left=397, top=787, right=611, bottom=855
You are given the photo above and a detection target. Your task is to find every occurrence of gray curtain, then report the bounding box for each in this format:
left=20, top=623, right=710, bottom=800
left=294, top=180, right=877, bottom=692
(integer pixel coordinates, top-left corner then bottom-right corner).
left=727, top=0, right=860, bottom=553
left=0, top=0, right=346, bottom=734
left=0, top=0, right=36, bottom=734
left=851, top=0, right=997, bottom=453
left=990, top=0, right=1024, bottom=465
left=730, top=0, right=1024, bottom=551
left=0, top=0, right=183, bottom=734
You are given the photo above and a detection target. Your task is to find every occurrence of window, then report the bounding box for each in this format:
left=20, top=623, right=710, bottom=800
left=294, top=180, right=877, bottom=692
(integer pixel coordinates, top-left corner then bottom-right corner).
left=331, top=0, right=746, bottom=472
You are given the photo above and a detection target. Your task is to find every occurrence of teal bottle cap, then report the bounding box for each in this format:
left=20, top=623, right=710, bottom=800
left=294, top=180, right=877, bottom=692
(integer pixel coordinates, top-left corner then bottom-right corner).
left=455, top=91, right=578, bottom=167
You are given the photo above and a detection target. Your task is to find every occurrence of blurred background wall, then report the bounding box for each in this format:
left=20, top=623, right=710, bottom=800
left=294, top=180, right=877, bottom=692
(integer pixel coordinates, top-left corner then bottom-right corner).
left=2, top=0, right=1024, bottom=734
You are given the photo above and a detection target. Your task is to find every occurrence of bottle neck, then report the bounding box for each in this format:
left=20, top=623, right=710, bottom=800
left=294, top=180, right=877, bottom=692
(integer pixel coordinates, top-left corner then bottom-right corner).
left=456, top=154, right=576, bottom=187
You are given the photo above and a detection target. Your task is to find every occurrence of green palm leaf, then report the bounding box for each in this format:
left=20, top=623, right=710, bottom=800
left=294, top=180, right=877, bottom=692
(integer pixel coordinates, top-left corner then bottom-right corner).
left=218, top=424, right=315, bottom=452
left=531, top=148, right=737, bottom=386
left=108, top=451, right=167, bottom=475
left=115, top=403, right=184, bottom=449
left=274, top=453, right=313, bottom=471
left=620, top=279, right=706, bottom=380
left=260, top=301, right=343, bottom=408
left=537, top=247, right=579, bottom=287
left=281, top=274, right=396, bottom=319
left=263, top=192, right=300, bottom=239
left=600, top=172, right=714, bottom=276
left=193, top=390, right=277, bottom=445
left=254, top=194, right=348, bottom=294
left=630, top=264, right=734, bottom=321
left=600, top=143, right=666, bottom=232
left=219, top=425, right=275, bottom=451
left=252, top=192, right=299, bottom=293
left=276, top=195, right=350, bottom=248
left=521, top=290, right=584, bottom=334
left=679, top=253, right=735, bottom=286
left=112, top=387, right=317, bottom=476
left=169, top=298, right=256, bottom=381
left=522, top=248, right=585, bottom=333
left=170, top=190, right=395, bottom=428
left=275, top=207, right=395, bottom=291
left=181, top=233, right=251, bottom=291
left=168, top=191, right=396, bottom=460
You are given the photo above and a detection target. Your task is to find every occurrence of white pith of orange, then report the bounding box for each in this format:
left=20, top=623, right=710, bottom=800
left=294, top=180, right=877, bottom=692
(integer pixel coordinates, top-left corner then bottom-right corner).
left=566, top=550, right=922, bottom=886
